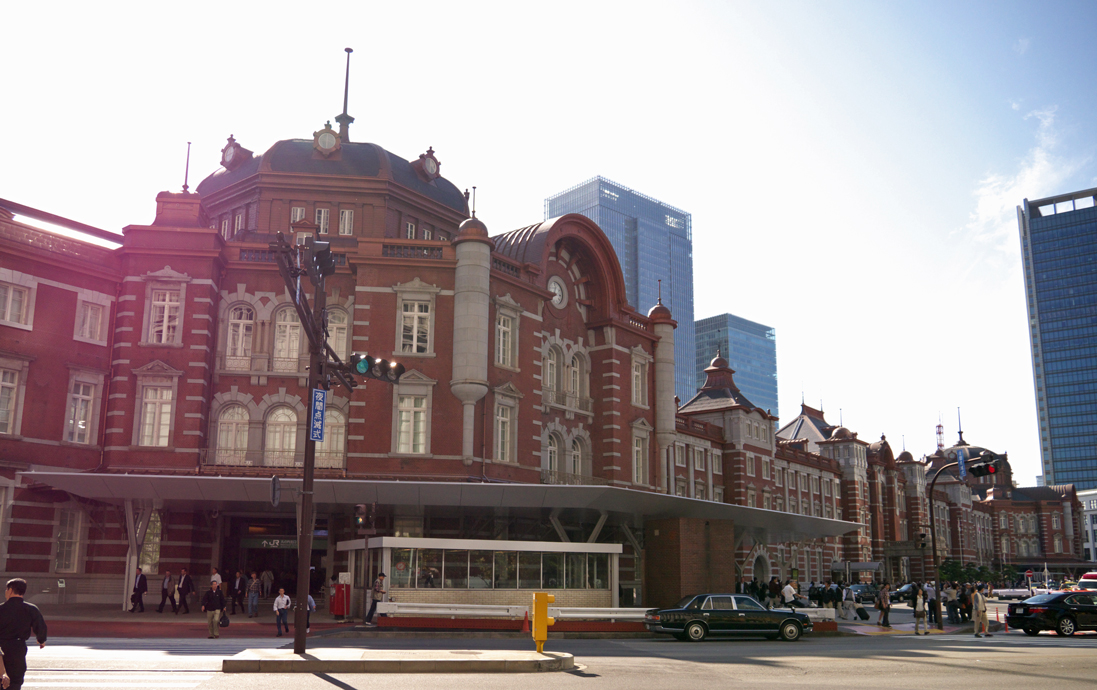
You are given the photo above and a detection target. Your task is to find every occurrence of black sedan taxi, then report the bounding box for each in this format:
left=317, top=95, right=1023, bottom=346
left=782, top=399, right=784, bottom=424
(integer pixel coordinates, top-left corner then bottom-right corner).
left=644, top=593, right=813, bottom=642
left=1006, top=592, right=1097, bottom=636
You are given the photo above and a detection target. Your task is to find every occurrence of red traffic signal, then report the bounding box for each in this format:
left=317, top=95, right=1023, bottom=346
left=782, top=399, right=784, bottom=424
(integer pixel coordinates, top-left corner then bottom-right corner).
left=969, top=451, right=1001, bottom=477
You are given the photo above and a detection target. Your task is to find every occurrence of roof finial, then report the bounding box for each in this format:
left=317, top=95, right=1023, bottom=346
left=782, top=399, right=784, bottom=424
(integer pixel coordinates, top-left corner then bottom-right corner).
left=182, top=141, right=192, bottom=193
left=956, top=407, right=965, bottom=444
left=335, top=48, right=355, bottom=143
left=471, top=186, right=477, bottom=218
left=657, top=279, right=663, bottom=305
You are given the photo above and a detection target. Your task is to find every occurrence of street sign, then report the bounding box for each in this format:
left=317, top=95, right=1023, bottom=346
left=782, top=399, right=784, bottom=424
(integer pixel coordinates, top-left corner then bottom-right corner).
left=957, top=448, right=967, bottom=479
left=1026, top=569, right=1034, bottom=578
left=309, top=388, right=327, bottom=442
left=270, top=475, right=281, bottom=508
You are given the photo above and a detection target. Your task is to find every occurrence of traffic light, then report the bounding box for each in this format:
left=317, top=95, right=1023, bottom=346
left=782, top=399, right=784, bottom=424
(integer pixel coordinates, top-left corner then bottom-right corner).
left=531, top=592, right=555, bottom=654
left=305, top=240, right=336, bottom=285
left=347, top=353, right=406, bottom=384
left=354, top=504, right=367, bottom=529
left=969, top=451, right=1001, bottom=478
left=916, top=532, right=928, bottom=549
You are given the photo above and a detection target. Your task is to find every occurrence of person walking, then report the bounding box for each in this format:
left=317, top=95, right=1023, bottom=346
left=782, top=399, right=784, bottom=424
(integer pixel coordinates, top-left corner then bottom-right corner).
left=0, top=578, right=47, bottom=690
left=877, top=583, right=892, bottom=627
left=840, top=584, right=857, bottom=620
left=366, top=573, right=387, bottom=625
left=176, top=568, right=194, bottom=615
left=246, top=572, right=261, bottom=618
left=156, top=570, right=177, bottom=614
left=304, top=592, right=316, bottom=633
left=200, top=581, right=226, bottom=640
left=973, top=584, right=993, bottom=637
left=767, top=577, right=781, bottom=609
left=781, top=579, right=797, bottom=609
left=261, top=569, right=274, bottom=599
left=210, top=567, right=223, bottom=596
left=129, top=567, right=148, bottom=613
left=913, top=583, right=927, bottom=635
left=230, top=571, right=246, bottom=615
left=924, top=581, right=938, bottom=626
left=273, top=588, right=291, bottom=637
left=944, top=582, right=959, bottom=624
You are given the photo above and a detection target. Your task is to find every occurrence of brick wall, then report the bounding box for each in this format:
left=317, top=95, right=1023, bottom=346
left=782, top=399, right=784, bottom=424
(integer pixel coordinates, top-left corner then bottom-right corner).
left=644, top=517, right=736, bottom=609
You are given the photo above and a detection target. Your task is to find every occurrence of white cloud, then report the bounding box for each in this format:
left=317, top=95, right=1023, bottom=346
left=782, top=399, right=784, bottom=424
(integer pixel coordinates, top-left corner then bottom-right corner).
left=1010, top=100, right=1021, bottom=111
left=966, top=106, right=1081, bottom=251
left=1013, top=38, right=1030, bottom=55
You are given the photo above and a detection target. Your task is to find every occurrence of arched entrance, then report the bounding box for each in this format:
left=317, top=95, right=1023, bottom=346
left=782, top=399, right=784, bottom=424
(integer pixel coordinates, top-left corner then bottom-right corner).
left=753, top=554, right=770, bottom=583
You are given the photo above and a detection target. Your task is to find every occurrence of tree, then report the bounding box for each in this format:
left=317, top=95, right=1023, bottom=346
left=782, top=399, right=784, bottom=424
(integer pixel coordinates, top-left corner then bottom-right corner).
left=939, top=559, right=963, bottom=582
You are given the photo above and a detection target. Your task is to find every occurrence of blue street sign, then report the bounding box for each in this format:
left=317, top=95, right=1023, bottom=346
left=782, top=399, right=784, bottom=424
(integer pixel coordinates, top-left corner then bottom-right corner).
left=957, top=447, right=966, bottom=479
left=309, top=388, right=327, bottom=442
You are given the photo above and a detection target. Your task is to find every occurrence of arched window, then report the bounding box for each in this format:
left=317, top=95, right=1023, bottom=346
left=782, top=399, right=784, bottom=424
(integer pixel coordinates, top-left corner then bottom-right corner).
left=316, top=409, right=345, bottom=468
left=265, top=407, right=297, bottom=466
left=273, top=309, right=301, bottom=371
left=547, top=435, right=560, bottom=473
left=569, top=355, right=581, bottom=395
left=226, top=306, right=254, bottom=370
left=216, top=405, right=249, bottom=465
left=568, top=439, right=583, bottom=476
left=328, top=311, right=348, bottom=362
left=544, top=348, right=559, bottom=391
left=1054, top=534, right=1063, bottom=553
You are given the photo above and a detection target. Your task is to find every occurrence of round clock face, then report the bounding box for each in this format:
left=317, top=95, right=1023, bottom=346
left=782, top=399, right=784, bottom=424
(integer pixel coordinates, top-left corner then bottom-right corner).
left=318, top=132, right=337, bottom=150
left=224, top=146, right=234, bottom=162
left=548, top=277, right=566, bottom=308
left=424, top=158, right=438, bottom=175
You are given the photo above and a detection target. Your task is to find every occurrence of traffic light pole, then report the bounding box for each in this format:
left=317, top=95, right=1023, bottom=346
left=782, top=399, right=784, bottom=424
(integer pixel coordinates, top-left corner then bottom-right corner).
left=928, top=459, right=957, bottom=632
left=292, top=281, right=325, bottom=655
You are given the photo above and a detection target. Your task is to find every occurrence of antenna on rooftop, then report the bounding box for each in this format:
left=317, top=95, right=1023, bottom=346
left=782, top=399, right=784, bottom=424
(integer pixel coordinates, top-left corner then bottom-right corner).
left=182, top=142, right=192, bottom=193
left=657, top=279, right=663, bottom=304
left=335, top=48, right=355, bottom=143
left=957, top=406, right=965, bottom=444
left=936, top=414, right=944, bottom=452
left=471, top=186, right=477, bottom=218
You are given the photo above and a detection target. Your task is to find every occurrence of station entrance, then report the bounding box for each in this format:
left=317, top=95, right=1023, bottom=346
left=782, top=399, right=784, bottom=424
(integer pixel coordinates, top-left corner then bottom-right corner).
left=219, top=516, right=328, bottom=597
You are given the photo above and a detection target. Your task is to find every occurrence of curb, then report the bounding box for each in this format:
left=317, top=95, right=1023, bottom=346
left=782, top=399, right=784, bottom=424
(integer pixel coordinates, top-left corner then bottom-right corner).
left=223, top=651, right=574, bottom=673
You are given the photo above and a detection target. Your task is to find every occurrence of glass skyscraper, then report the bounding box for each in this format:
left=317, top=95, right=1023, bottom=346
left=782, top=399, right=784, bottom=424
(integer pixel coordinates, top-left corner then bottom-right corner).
left=546, top=177, right=696, bottom=402
left=694, top=313, right=778, bottom=414
left=1019, top=187, right=1097, bottom=489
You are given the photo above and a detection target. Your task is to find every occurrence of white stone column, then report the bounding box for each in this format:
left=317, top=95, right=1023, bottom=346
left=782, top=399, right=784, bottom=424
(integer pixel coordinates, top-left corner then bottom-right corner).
left=450, top=219, right=493, bottom=465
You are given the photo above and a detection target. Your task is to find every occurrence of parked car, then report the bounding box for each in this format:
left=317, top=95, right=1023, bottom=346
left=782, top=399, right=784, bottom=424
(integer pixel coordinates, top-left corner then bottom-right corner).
left=1076, top=573, right=1097, bottom=590
left=1006, top=592, right=1097, bottom=636
left=848, top=584, right=879, bottom=605
left=890, top=583, right=916, bottom=603
left=645, top=594, right=814, bottom=642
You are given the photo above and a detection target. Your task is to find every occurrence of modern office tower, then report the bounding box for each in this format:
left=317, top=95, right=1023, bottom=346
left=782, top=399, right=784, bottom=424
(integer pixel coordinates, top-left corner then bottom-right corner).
left=1018, top=187, right=1097, bottom=489
left=694, top=313, right=778, bottom=414
left=546, top=177, right=695, bottom=401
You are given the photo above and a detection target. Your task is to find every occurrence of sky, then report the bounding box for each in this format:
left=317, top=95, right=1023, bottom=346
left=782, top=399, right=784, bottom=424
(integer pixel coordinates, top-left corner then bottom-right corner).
left=3, top=0, right=1096, bottom=486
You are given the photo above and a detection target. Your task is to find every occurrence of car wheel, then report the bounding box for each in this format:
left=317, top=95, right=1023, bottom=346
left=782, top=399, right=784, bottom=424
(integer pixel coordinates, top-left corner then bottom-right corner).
left=684, top=621, right=707, bottom=642
left=780, top=621, right=802, bottom=642
left=1056, top=617, right=1076, bottom=636
left=1022, top=625, right=1039, bottom=637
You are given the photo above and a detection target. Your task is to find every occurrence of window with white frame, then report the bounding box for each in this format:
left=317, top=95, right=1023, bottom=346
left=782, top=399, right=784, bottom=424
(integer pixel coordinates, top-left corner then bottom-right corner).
left=630, top=349, right=651, bottom=407
left=215, top=404, right=249, bottom=465
left=811, top=476, right=819, bottom=494
left=76, top=302, right=104, bottom=341
left=495, top=314, right=514, bottom=367
left=0, top=368, right=21, bottom=435
left=494, top=403, right=512, bottom=463
left=1053, top=514, right=1061, bottom=529
left=1054, top=534, right=1063, bottom=553
left=676, top=480, right=687, bottom=497
left=762, top=457, right=770, bottom=480
left=401, top=301, right=431, bottom=354
left=747, top=490, right=756, bottom=508
left=316, top=409, right=346, bottom=468
left=762, top=423, right=769, bottom=441
left=568, top=354, right=589, bottom=403
left=315, top=208, right=330, bottom=234
left=568, top=438, right=584, bottom=476
left=694, top=447, right=705, bottom=471
left=543, top=347, right=560, bottom=391
left=546, top=434, right=560, bottom=472
left=397, top=396, right=427, bottom=454
left=66, top=372, right=102, bottom=445
left=148, top=289, right=181, bottom=344
left=328, top=310, right=348, bottom=362
left=746, top=455, right=756, bottom=477
left=139, top=382, right=173, bottom=447
left=775, top=467, right=782, bottom=486
left=339, top=209, right=354, bottom=236
left=226, top=305, right=254, bottom=370
left=220, top=219, right=229, bottom=238
left=265, top=407, right=298, bottom=466
left=55, top=508, right=81, bottom=573
left=234, top=213, right=243, bottom=234
left=714, top=487, right=724, bottom=503
left=290, top=206, right=306, bottom=226
left=999, top=514, right=1007, bottom=529
left=823, top=478, right=831, bottom=496
left=633, top=437, right=647, bottom=485
left=712, top=450, right=722, bottom=475
left=423, top=228, right=432, bottom=240
left=675, top=444, right=685, bottom=467
left=273, top=309, right=301, bottom=371
left=405, top=222, right=416, bottom=239
left=764, top=493, right=772, bottom=510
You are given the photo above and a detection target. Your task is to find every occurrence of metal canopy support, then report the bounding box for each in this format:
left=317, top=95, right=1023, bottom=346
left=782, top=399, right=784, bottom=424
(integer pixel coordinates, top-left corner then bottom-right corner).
left=122, top=499, right=153, bottom=611
left=548, top=509, right=570, bottom=543
left=587, top=511, right=609, bottom=543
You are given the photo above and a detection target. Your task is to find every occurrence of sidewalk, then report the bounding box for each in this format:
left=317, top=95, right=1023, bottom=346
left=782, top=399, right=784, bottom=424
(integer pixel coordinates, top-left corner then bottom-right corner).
left=833, top=606, right=1004, bottom=636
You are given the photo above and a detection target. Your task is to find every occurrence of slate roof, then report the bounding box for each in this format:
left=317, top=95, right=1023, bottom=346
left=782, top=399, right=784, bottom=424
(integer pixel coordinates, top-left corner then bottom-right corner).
left=1012, top=486, right=1073, bottom=502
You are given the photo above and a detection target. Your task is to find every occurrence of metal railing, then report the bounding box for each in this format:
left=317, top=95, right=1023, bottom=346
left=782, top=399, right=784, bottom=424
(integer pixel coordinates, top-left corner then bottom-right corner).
left=374, top=601, right=646, bottom=621
left=541, top=469, right=609, bottom=486
left=544, top=389, right=593, bottom=414
left=208, top=450, right=345, bottom=469
left=382, top=244, right=444, bottom=260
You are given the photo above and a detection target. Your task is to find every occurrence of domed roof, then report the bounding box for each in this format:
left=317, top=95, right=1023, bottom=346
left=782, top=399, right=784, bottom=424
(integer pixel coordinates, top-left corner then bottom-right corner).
left=647, top=301, right=673, bottom=322
left=897, top=450, right=915, bottom=463
left=456, top=216, right=490, bottom=242
left=708, top=353, right=729, bottom=369
left=831, top=426, right=853, bottom=440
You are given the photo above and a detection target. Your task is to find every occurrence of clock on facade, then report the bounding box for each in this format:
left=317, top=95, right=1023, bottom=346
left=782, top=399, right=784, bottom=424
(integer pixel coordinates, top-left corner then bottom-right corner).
left=220, top=134, right=253, bottom=171
left=548, top=276, right=567, bottom=308
left=412, top=147, right=442, bottom=182
left=313, top=123, right=341, bottom=157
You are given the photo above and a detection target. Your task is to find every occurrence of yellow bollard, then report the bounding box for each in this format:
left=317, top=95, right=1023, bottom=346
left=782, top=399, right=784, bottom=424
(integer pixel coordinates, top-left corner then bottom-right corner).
left=531, top=592, right=555, bottom=654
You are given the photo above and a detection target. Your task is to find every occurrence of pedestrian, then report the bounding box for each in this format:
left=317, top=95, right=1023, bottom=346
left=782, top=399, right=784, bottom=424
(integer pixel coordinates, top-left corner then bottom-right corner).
left=944, top=581, right=959, bottom=624
left=768, top=577, right=781, bottom=609
left=246, top=572, right=261, bottom=618
left=366, top=573, right=387, bottom=625
left=176, top=568, right=194, bottom=615
left=200, top=581, right=226, bottom=640
left=210, top=567, right=223, bottom=595
left=129, top=567, right=148, bottom=613
left=841, top=583, right=857, bottom=620
left=273, top=588, right=291, bottom=637
left=304, top=592, right=316, bottom=633
left=261, top=569, right=274, bottom=599
left=924, top=581, right=938, bottom=626
left=913, top=583, right=927, bottom=635
left=0, top=578, right=47, bottom=690
left=877, top=582, right=892, bottom=627
left=156, top=570, right=177, bottom=614
left=973, top=584, right=993, bottom=637
left=781, top=579, right=797, bottom=609
left=960, top=584, right=972, bottom=623
left=230, top=571, right=246, bottom=615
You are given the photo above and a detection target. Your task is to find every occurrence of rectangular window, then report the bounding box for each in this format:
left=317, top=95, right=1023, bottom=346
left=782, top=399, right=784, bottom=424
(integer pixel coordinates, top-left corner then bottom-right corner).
left=631, top=361, right=647, bottom=405
left=746, top=455, right=755, bottom=477
left=714, top=487, right=724, bottom=503
left=712, top=451, right=722, bottom=475
left=823, top=479, right=831, bottom=497
left=234, top=213, right=243, bottom=233
left=315, top=208, right=330, bottom=234
left=55, top=509, right=80, bottom=573
left=423, top=228, right=432, bottom=240
left=339, top=209, right=354, bottom=236
left=220, top=219, right=229, bottom=238
left=0, top=369, right=17, bottom=434
left=775, top=468, right=782, bottom=486
left=694, top=447, right=704, bottom=471
left=675, top=444, right=685, bottom=467
left=405, top=222, right=416, bottom=239
left=149, top=290, right=180, bottom=344
left=495, top=314, right=513, bottom=367
left=747, top=490, right=756, bottom=508
left=633, top=437, right=646, bottom=485
left=0, top=283, right=28, bottom=325
left=811, top=476, right=819, bottom=494
left=398, top=396, right=427, bottom=454
left=762, top=458, right=770, bottom=480
left=290, top=206, right=306, bottom=225
left=494, top=404, right=510, bottom=462
left=140, top=386, right=172, bottom=447
left=401, top=301, right=430, bottom=354
left=764, top=494, right=771, bottom=510
left=78, top=302, right=103, bottom=341
left=67, top=381, right=95, bottom=444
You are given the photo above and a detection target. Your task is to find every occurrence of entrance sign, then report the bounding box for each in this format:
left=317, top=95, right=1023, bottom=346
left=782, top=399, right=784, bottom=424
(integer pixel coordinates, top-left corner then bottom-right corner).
left=309, top=388, right=327, bottom=442
left=1026, top=569, right=1034, bottom=578
left=241, top=537, right=329, bottom=550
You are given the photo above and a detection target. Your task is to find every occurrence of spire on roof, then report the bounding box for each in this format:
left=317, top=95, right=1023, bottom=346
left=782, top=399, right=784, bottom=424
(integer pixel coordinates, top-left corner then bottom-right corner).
left=335, top=48, right=355, bottom=143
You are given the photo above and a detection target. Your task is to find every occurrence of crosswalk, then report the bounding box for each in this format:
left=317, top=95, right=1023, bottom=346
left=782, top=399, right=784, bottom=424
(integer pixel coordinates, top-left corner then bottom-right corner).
left=22, top=670, right=214, bottom=688
left=34, top=637, right=288, bottom=657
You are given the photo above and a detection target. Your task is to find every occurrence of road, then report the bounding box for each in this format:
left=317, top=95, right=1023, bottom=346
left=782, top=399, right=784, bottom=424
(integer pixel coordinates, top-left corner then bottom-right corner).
left=21, top=632, right=1097, bottom=690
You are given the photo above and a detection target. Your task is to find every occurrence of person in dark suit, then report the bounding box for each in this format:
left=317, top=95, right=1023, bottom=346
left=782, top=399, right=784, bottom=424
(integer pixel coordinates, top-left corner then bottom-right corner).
left=129, top=568, right=148, bottom=613
left=176, top=568, right=194, bottom=614
left=230, top=571, right=246, bottom=615
left=0, top=578, right=48, bottom=690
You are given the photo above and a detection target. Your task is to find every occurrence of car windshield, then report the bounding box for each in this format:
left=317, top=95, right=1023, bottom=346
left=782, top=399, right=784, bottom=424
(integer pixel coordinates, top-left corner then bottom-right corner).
left=1023, top=594, right=1057, bottom=604
left=675, top=595, right=700, bottom=609
left=1077, top=580, right=1097, bottom=590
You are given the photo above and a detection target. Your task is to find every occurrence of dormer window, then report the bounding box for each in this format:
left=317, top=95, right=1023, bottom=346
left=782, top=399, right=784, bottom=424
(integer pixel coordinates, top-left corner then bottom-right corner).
left=406, top=222, right=416, bottom=239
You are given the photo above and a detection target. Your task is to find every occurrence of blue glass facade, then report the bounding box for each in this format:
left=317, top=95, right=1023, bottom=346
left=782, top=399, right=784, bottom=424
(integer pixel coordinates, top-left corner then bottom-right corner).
left=1020, top=188, right=1097, bottom=489
left=546, top=177, right=696, bottom=402
left=694, top=313, right=778, bottom=414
